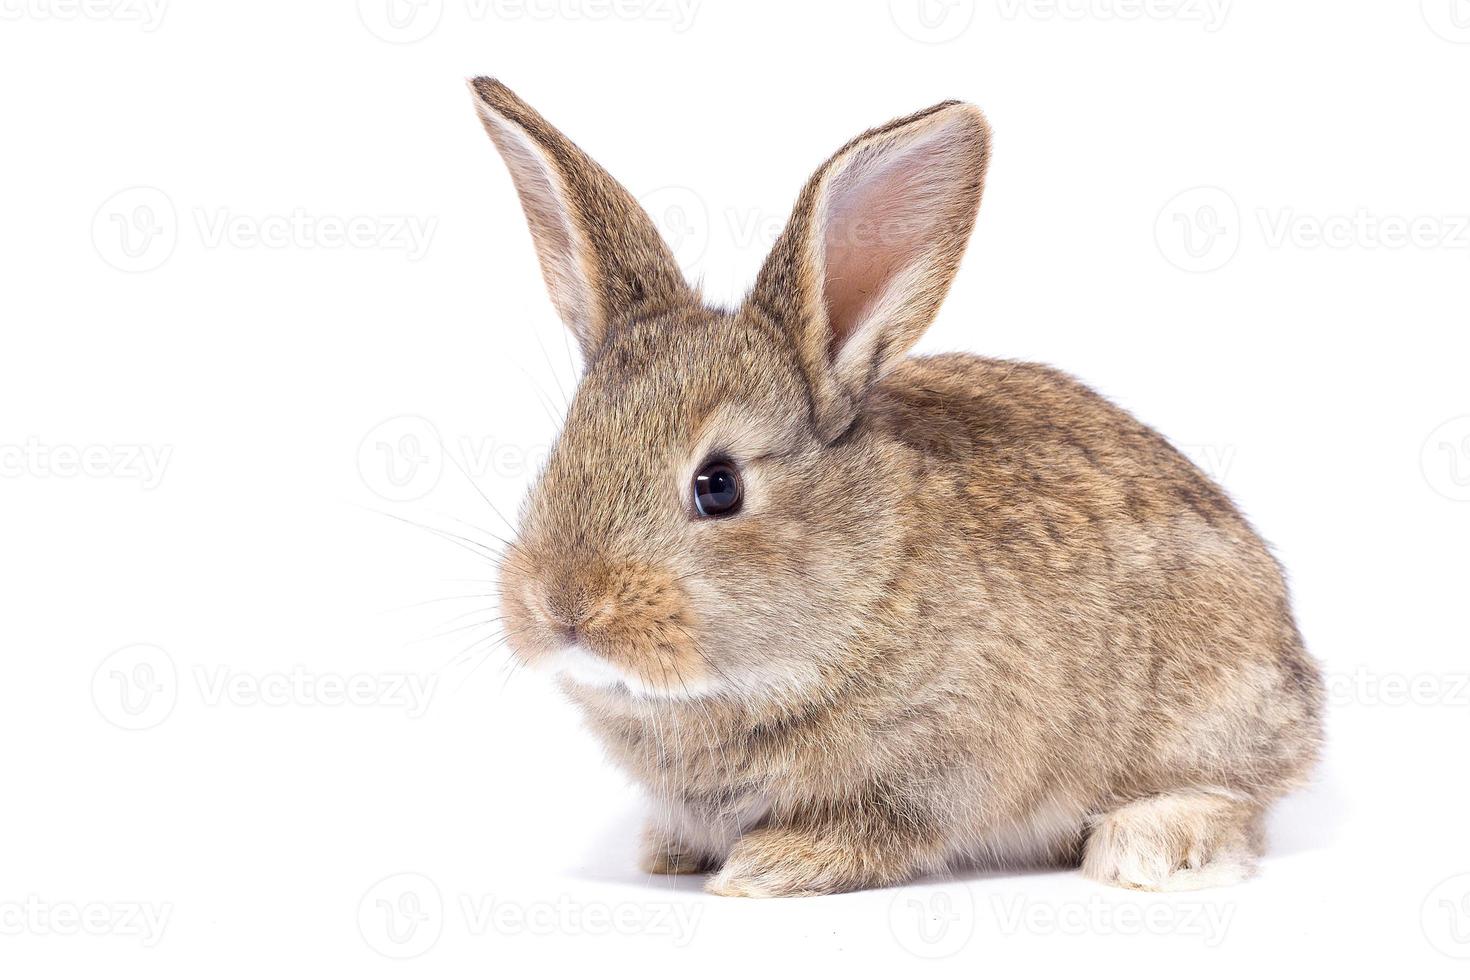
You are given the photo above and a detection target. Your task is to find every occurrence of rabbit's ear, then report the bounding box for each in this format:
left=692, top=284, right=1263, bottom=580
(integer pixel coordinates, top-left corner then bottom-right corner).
left=746, top=102, right=990, bottom=441
left=469, top=78, right=694, bottom=358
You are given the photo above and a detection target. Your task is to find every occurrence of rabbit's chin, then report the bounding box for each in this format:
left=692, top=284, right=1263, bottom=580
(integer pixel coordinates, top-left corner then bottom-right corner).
left=539, top=644, right=723, bottom=701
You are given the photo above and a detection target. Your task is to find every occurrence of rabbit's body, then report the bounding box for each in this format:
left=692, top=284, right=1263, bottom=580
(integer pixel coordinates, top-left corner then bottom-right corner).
left=565, top=352, right=1320, bottom=893
left=469, top=79, right=1323, bottom=895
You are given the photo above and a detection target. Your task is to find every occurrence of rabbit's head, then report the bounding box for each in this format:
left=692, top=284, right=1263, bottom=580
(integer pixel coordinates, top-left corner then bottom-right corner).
left=472, top=79, right=989, bottom=700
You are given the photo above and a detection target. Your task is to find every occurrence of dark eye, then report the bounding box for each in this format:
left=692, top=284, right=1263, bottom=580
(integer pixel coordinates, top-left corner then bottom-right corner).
left=692, top=459, right=743, bottom=518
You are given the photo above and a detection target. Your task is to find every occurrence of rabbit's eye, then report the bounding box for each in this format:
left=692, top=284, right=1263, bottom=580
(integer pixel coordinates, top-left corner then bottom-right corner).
left=692, top=459, right=742, bottom=518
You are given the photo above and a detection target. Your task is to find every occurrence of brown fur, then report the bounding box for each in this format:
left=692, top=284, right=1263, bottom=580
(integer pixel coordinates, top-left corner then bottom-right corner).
left=469, top=79, right=1324, bottom=897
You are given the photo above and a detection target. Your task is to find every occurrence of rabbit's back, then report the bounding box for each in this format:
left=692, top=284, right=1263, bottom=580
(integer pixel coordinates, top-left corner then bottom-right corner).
left=866, top=354, right=1324, bottom=804
left=874, top=354, right=1244, bottom=534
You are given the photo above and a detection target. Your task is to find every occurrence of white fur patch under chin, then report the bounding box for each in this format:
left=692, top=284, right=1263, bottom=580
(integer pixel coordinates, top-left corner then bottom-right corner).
left=540, top=645, right=723, bottom=701
left=540, top=644, right=626, bottom=690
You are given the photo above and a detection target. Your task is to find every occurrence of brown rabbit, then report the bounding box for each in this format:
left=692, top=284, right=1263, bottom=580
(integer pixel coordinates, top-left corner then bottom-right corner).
left=471, top=78, right=1323, bottom=896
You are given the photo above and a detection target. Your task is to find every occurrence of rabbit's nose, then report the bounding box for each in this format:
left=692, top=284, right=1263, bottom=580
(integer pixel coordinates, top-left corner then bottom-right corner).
left=542, top=586, right=611, bottom=644
left=543, top=604, right=582, bottom=645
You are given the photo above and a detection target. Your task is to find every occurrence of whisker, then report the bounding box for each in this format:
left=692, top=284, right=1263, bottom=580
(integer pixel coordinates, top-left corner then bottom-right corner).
left=423, top=508, right=515, bottom=553
left=381, top=593, right=498, bottom=614
left=531, top=329, right=571, bottom=412
left=365, top=506, right=507, bottom=562
left=441, top=443, right=521, bottom=539
left=441, top=630, right=510, bottom=671
left=520, top=367, right=566, bottom=429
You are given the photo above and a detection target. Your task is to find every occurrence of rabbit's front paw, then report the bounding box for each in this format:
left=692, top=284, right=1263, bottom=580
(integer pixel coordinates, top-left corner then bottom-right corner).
left=639, top=824, right=715, bottom=876
left=706, top=830, right=831, bottom=898
left=706, top=822, right=925, bottom=898
left=642, top=849, right=709, bottom=876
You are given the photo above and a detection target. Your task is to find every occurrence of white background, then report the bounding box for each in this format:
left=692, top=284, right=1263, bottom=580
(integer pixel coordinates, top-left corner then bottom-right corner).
left=2, top=0, right=1468, bottom=975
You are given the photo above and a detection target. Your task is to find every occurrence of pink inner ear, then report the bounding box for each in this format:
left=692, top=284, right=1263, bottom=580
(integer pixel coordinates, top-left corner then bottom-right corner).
left=477, top=106, right=593, bottom=338
left=820, top=128, right=961, bottom=352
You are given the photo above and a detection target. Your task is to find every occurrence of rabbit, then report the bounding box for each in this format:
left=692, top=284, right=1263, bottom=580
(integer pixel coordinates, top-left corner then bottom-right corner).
left=469, top=77, right=1324, bottom=897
